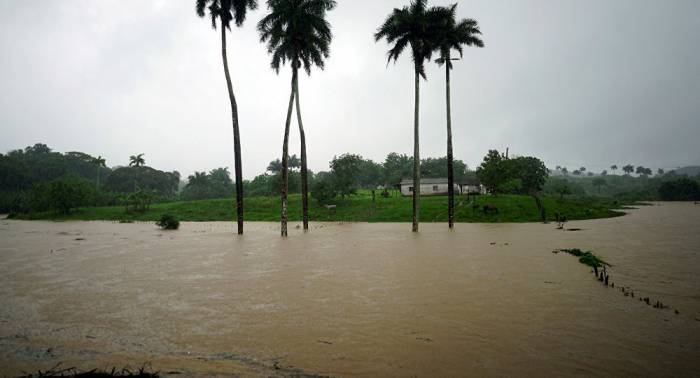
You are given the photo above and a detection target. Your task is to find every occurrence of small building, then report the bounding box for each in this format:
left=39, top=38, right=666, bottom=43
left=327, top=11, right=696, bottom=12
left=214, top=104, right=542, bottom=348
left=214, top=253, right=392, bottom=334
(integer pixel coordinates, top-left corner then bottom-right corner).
left=459, top=178, right=486, bottom=195
left=400, top=177, right=485, bottom=196
left=400, top=178, right=454, bottom=196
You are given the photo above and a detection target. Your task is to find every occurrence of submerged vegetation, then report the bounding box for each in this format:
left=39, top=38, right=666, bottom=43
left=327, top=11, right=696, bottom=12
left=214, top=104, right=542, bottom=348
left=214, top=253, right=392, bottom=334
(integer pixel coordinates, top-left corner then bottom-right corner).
left=17, top=365, right=159, bottom=378
left=553, top=248, right=610, bottom=268
left=156, top=214, right=180, bottom=230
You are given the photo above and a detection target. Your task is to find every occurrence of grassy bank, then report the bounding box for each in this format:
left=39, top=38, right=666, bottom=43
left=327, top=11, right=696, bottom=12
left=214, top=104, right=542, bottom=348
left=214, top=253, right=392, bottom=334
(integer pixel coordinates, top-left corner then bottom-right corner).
left=13, top=192, right=631, bottom=223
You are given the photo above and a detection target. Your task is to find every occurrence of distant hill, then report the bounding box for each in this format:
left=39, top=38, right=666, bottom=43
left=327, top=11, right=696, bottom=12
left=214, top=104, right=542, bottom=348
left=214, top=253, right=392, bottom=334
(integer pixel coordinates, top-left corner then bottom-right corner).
left=673, top=166, right=700, bottom=176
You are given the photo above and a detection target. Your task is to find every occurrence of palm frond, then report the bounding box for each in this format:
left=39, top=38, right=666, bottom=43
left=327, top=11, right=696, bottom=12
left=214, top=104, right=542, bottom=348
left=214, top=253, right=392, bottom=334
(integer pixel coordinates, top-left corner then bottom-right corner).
left=258, top=0, right=336, bottom=76
left=195, top=0, right=257, bottom=30
left=431, top=4, right=484, bottom=68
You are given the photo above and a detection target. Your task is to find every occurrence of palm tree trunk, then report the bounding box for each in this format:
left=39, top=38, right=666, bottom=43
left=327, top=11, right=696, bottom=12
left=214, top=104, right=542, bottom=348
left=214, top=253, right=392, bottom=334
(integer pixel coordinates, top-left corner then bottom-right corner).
left=221, top=27, right=244, bottom=235
left=445, top=62, right=455, bottom=229
left=412, top=69, right=421, bottom=233
left=532, top=192, right=546, bottom=222
left=280, top=68, right=297, bottom=237
left=294, top=73, right=309, bottom=231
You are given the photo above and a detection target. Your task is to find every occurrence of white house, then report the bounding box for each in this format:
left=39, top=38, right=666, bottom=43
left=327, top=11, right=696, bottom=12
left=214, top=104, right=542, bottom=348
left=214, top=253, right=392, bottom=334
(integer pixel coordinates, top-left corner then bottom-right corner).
left=400, top=178, right=485, bottom=196
left=459, top=179, right=486, bottom=195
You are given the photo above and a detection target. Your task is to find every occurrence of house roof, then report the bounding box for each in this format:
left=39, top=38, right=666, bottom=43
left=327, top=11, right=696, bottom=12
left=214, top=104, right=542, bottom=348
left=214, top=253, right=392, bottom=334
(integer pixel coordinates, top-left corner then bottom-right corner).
left=400, top=177, right=481, bottom=186
left=400, top=178, right=448, bottom=185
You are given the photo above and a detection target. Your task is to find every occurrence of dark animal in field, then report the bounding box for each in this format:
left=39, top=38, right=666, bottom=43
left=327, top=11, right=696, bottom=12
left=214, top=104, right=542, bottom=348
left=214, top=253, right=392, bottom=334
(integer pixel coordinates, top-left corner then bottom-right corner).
left=483, top=204, right=499, bottom=214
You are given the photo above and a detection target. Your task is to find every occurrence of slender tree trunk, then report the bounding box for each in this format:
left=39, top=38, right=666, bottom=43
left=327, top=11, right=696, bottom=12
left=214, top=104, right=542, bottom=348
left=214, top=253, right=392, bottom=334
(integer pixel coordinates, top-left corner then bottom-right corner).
left=221, top=27, right=244, bottom=235
left=294, top=73, right=309, bottom=230
left=532, top=192, right=546, bottom=223
left=445, top=61, right=455, bottom=229
left=280, top=68, right=297, bottom=237
left=412, top=69, right=421, bottom=232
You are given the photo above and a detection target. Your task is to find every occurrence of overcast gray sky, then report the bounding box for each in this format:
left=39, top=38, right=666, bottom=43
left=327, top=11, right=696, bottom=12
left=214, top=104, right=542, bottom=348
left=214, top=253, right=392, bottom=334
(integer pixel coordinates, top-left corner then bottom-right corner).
left=1, top=0, right=698, bottom=179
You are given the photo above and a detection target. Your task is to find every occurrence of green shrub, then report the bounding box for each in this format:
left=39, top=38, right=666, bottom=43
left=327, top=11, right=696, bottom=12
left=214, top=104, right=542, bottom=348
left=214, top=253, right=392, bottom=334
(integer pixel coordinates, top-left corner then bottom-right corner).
left=311, top=176, right=337, bottom=205
left=156, top=214, right=179, bottom=230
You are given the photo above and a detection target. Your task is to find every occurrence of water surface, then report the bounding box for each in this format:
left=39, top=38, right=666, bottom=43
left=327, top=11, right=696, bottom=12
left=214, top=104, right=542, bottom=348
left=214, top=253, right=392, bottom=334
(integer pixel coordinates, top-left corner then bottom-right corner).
left=0, top=203, right=698, bottom=376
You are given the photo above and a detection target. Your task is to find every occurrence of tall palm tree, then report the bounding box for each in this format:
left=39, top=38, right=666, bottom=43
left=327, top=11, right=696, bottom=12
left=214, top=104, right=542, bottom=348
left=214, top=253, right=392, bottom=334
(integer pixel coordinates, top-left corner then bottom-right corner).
left=259, top=0, right=336, bottom=236
left=433, top=4, right=483, bottom=229
left=92, top=156, right=106, bottom=189
left=375, top=0, right=443, bottom=232
left=196, top=0, right=258, bottom=235
left=129, top=154, right=145, bottom=167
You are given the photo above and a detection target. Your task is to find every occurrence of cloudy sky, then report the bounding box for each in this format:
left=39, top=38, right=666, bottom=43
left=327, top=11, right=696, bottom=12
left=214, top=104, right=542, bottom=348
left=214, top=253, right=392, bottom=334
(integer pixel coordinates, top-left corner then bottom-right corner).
left=1, top=0, right=698, bottom=179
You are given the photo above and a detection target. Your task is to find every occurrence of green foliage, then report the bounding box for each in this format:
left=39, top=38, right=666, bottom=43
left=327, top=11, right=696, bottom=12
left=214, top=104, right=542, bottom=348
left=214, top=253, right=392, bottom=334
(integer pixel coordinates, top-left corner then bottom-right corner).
left=592, top=177, right=607, bottom=192
left=0, top=144, right=111, bottom=212
left=357, top=159, right=384, bottom=189
left=122, top=188, right=156, bottom=213
left=330, top=153, right=363, bottom=197
left=544, top=177, right=576, bottom=199
left=103, top=166, right=179, bottom=197
left=636, top=166, right=653, bottom=177
left=311, top=173, right=337, bottom=205
left=156, top=214, right=180, bottom=230
left=383, top=152, right=412, bottom=186
left=476, top=150, right=507, bottom=194
left=476, top=151, right=548, bottom=195
left=16, top=193, right=629, bottom=224
left=266, top=155, right=300, bottom=173
left=181, top=168, right=235, bottom=201
left=499, top=179, right=522, bottom=194
left=245, top=171, right=302, bottom=197
left=258, top=0, right=336, bottom=75
left=510, top=156, right=548, bottom=194
left=554, top=248, right=610, bottom=268
left=433, top=3, right=484, bottom=69
left=30, top=176, right=95, bottom=215
left=545, top=171, right=700, bottom=201
left=420, top=156, right=469, bottom=182
left=128, top=154, right=145, bottom=167
left=196, top=0, right=258, bottom=30
left=658, top=178, right=700, bottom=201
left=379, top=153, right=472, bottom=188
left=375, top=0, right=445, bottom=79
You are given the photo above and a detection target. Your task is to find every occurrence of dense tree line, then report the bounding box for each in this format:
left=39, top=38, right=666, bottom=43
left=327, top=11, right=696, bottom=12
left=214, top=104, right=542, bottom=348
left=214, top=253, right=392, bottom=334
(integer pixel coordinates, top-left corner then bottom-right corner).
left=4, top=143, right=697, bottom=217
left=181, top=168, right=235, bottom=201
left=0, top=144, right=179, bottom=214
left=543, top=170, right=700, bottom=201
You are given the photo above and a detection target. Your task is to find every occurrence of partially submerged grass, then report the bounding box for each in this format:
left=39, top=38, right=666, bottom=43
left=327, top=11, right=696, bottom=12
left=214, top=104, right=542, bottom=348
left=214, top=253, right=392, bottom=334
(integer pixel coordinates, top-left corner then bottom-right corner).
left=18, top=365, right=158, bottom=378
left=14, top=193, right=631, bottom=223
left=553, top=248, right=610, bottom=268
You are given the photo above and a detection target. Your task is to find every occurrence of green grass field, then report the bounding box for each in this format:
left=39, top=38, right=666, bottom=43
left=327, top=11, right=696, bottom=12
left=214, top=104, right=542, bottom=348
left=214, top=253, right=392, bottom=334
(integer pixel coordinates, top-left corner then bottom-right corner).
left=13, top=191, right=631, bottom=223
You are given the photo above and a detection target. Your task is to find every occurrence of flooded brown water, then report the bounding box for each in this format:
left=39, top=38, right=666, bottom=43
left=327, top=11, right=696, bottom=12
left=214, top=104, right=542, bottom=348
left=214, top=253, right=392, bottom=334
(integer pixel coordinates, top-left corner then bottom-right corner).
left=0, top=203, right=699, bottom=377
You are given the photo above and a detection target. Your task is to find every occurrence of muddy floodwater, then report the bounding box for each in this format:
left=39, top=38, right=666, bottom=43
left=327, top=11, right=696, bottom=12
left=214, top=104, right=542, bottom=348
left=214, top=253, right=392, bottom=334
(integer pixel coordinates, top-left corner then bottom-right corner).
left=1, top=203, right=699, bottom=377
